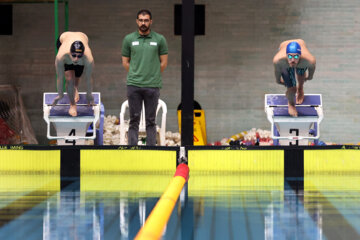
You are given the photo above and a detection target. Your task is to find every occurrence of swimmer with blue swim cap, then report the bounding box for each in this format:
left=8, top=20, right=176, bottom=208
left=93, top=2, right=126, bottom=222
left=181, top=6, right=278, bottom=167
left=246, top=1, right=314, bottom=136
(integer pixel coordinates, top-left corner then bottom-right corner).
left=286, top=41, right=302, bottom=55
left=273, top=39, right=316, bottom=117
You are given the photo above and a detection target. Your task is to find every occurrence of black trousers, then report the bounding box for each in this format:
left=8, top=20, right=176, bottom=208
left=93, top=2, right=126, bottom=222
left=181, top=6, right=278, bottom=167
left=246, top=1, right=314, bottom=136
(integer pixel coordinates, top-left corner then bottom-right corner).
left=127, top=85, right=160, bottom=146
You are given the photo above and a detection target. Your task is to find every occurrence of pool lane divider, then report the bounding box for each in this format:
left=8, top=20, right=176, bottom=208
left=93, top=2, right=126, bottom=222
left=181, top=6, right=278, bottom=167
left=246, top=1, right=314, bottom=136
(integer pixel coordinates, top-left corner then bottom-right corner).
left=135, top=163, right=189, bottom=240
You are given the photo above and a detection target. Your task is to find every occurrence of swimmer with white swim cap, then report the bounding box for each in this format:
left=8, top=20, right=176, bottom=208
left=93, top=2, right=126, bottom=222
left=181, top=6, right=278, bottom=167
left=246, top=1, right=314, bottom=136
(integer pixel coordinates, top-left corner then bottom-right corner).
left=273, top=39, right=316, bottom=117
left=52, top=31, right=94, bottom=117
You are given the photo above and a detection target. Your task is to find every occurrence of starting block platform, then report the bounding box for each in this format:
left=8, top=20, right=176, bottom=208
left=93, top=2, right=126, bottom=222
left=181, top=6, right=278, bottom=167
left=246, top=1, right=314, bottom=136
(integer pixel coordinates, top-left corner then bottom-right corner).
left=43, top=92, right=102, bottom=145
left=265, top=94, right=324, bottom=145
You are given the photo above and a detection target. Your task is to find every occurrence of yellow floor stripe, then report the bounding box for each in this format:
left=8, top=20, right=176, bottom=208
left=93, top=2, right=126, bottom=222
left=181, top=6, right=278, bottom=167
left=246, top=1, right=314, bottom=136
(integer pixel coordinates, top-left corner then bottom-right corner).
left=0, top=150, right=60, bottom=173
left=305, top=149, right=360, bottom=174
left=188, top=150, right=284, bottom=173
left=81, top=149, right=176, bottom=173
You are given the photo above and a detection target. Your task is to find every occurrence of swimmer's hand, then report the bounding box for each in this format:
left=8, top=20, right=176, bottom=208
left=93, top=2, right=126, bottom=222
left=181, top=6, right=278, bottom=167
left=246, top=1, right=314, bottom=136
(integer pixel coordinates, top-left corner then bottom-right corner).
left=276, top=77, right=285, bottom=85
left=86, top=93, right=95, bottom=106
left=52, top=94, right=64, bottom=106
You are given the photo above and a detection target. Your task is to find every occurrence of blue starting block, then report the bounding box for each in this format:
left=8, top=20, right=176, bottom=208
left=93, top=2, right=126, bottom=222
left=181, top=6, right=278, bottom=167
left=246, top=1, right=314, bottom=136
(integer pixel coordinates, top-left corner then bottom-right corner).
left=43, top=92, right=103, bottom=145
left=265, top=94, right=324, bottom=146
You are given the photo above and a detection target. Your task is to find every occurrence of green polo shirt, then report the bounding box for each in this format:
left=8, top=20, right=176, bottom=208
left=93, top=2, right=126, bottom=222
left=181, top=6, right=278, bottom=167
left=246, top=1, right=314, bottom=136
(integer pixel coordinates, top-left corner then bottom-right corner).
left=122, top=31, right=168, bottom=88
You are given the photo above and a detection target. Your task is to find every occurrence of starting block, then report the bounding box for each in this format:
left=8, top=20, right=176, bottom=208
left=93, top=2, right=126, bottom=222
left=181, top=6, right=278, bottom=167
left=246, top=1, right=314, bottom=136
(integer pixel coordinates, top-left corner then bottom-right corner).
left=43, top=92, right=101, bottom=145
left=265, top=94, right=324, bottom=145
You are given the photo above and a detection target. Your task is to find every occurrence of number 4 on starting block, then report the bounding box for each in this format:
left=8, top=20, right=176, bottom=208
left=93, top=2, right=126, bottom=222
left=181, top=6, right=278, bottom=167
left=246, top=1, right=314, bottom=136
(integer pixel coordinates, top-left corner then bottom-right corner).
left=43, top=92, right=101, bottom=145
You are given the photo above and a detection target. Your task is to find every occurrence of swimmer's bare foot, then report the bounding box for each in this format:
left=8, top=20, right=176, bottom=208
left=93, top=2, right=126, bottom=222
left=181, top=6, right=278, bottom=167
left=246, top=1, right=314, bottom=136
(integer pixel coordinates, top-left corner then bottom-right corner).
left=69, top=105, right=77, bottom=117
left=74, top=88, right=80, bottom=103
left=288, top=103, right=298, bottom=117
left=296, top=88, right=304, bottom=104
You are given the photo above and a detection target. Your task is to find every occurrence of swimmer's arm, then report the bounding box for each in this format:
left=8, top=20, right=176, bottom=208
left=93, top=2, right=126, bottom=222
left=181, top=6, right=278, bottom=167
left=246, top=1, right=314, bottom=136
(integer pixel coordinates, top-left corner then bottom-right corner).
left=122, top=57, right=130, bottom=72
left=274, top=64, right=284, bottom=85
left=160, top=54, right=168, bottom=72
left=53, top=58, right=65, bottom=104
left=84, top=61, right=94, bottom=104
left=306, top=62, right=316, bottom=80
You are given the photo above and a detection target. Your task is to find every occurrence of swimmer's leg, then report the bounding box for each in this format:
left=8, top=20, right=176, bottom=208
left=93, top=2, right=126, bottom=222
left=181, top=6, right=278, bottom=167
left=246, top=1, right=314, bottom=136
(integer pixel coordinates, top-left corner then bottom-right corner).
left=296, top=75, right=305, bottom=104
left=282, top=68, right=298, bottom=117
left=74, top=77, right=80, bottom=103
left=286, top=87, right=298, bottom=117
left=65, top=70, right=77, bottom=117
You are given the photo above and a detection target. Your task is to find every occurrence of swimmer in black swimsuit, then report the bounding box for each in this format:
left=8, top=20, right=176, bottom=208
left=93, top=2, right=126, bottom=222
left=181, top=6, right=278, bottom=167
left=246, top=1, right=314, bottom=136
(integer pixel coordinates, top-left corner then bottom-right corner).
left=53, top=31, right=94, bottom=117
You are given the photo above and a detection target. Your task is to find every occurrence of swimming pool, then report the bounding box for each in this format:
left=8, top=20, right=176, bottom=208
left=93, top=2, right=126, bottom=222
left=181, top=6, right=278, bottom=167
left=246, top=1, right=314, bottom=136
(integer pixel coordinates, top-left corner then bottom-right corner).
left=1, top=145, right=360, bottom=239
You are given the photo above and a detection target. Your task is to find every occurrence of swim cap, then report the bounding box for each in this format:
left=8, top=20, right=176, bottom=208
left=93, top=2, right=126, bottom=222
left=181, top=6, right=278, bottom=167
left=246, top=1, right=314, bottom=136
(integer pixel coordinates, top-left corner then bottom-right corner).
left=286, top=41, right=301, bottom=55
left=70, top=41, right=85, bottom=55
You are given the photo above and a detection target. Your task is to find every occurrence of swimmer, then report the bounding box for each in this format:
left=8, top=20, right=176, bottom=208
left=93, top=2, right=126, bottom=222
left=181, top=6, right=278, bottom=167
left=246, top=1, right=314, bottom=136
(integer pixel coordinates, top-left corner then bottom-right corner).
left=273, top=39, right=316, bottom=117
left=52, top=31, right=94, bottom=117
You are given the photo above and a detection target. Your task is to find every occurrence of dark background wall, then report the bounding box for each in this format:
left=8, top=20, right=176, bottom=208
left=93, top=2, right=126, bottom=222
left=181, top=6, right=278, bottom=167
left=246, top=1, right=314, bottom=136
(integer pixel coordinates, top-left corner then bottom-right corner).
left=0, top=0, right=359, bottom=144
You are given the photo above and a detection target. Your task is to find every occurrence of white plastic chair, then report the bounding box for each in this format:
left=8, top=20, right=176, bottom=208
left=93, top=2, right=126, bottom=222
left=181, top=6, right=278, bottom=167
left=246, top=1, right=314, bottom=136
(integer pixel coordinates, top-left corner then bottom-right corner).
left=119, top=99, right=167, bottom=145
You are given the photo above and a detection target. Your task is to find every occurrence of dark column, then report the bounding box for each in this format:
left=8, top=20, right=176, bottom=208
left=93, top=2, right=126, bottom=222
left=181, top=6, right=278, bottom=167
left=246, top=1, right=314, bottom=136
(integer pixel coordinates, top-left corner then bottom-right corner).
left=181, top=0, right=195, bottom=146
left=284, top=148, right=304, bottom=192
left=60, top=148, right=80, bottom=190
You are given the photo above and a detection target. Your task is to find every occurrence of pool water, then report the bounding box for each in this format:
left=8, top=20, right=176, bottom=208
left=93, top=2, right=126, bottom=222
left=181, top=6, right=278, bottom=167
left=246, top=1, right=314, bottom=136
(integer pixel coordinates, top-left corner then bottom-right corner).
left=1, top=174, right=360, bottom=239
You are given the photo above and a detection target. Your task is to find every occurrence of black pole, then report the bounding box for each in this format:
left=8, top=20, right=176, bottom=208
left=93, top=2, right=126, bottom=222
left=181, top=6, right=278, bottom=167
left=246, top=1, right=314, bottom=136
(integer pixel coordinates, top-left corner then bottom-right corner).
left=284, top=148, right=304, bottom=192
left=61, top=148, right=80, bottom=191
left=181, top=0, right=195, bottom=146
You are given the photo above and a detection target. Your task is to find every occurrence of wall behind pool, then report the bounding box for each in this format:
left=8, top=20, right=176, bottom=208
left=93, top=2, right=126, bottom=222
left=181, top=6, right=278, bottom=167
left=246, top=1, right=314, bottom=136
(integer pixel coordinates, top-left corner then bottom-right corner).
left=0, top=0, right=359, bottom=144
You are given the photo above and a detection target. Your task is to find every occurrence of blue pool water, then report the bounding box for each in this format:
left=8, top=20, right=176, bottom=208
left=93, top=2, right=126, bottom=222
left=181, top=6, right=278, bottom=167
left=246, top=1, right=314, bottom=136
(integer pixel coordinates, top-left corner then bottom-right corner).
left=1, top=175, right=360, bottom=239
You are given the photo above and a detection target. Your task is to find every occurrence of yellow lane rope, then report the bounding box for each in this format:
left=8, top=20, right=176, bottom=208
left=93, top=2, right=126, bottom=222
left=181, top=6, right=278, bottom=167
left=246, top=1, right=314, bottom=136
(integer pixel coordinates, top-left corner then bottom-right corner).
left=135, top=163, right=189, bottom=240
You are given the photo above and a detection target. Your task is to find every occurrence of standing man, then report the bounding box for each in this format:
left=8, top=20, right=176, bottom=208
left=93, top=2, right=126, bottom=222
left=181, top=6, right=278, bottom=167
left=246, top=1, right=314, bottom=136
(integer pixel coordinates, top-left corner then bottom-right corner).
left=52, top=31, right=94, bottom=117
left=273, top=39, right=316, bottom=117
left=122, top=9, right=168, bottom=146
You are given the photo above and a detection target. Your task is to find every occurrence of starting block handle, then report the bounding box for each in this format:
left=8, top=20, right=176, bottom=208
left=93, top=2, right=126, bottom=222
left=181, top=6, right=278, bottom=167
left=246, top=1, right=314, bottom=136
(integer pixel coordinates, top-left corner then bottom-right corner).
left=46, top=131, right=96, bottom=140
left=269, top=119, right=322, bottom=141
left=52, top=135, right=95, bottom=141
left=272, top=135, right=320, bottom=140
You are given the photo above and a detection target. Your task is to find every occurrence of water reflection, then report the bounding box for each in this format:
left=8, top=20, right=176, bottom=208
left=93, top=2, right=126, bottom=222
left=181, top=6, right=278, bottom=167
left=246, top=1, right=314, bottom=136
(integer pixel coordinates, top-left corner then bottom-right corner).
left=0, top=173, right=360, bottom=239
left=40, top=191, right=159, bottom=240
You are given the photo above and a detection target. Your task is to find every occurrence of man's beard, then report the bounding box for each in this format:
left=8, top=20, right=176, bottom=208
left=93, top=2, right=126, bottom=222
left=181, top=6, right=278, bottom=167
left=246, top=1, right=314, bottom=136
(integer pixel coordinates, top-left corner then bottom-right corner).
left=139, top=25, right=149, bottom=33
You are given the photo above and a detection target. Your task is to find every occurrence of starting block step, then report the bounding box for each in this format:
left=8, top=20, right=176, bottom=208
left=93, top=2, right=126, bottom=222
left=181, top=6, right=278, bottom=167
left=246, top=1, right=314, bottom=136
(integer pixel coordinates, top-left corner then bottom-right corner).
left=44, top=92, right=100, bottom=105
left=266, top=94, right=322, bottom=107
left=49, top=105, right=94, bottom=117
left=43, top=92, right=101, bottom=145
left=265, top=94, right=324, bottom=146
left=273, top=107, right=318, bottom=117
left=45, top=93, right=100, bottom=117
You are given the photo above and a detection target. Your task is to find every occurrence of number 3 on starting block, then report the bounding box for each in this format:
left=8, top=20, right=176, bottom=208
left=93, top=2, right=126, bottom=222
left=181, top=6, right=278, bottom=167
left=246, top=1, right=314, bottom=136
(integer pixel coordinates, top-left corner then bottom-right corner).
left=265, top=94, right=324, bottom=146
